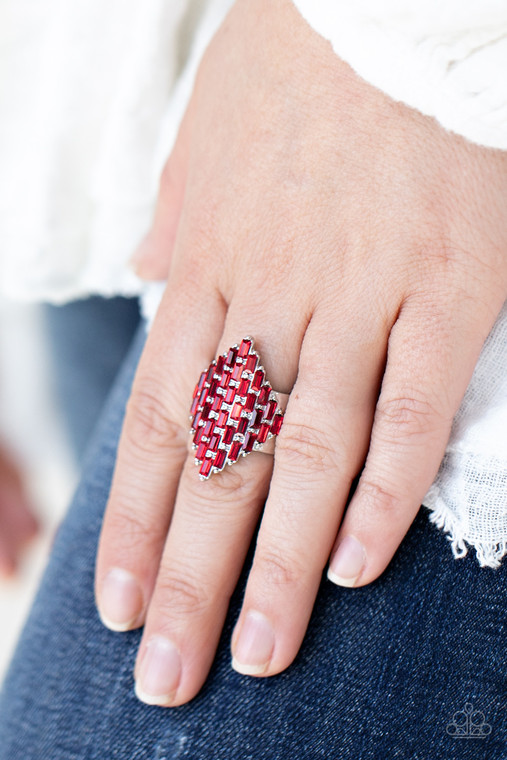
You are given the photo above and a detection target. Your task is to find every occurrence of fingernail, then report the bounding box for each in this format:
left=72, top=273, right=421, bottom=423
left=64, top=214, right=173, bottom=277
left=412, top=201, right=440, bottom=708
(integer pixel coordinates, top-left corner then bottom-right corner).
left=232, top=610, right=275, bottom=675
left=99, top=568, right=144, bottom=631
left=327, top=535, right=366, bottom=587
left=135, top=635, right=181, bottom=705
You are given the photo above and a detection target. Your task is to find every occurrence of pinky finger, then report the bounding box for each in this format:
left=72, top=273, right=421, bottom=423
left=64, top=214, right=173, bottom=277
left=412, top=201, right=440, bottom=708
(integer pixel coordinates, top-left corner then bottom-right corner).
left=328, top=295, right=494, bottom=587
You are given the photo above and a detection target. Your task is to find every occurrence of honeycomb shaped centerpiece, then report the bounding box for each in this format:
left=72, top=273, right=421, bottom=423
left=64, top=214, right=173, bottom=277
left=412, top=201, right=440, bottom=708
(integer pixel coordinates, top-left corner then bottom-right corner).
left=189, top=337, right=285, bottom=479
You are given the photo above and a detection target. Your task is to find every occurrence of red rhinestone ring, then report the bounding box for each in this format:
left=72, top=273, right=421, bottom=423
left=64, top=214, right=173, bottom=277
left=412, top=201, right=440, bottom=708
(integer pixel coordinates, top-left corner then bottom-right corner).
left=189, top=337, right=288, bottom=480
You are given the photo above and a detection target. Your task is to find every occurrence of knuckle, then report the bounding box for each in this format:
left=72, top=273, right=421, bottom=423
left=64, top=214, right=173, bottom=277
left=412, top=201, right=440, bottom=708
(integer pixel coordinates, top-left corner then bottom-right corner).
left=357, top=478, right=404, bottom=518
left=126, top=384, right=187, bottom=455
left=254, top=546, right=305, bottom=589
left=374, top=393, right=439, bottom=442
left=104, top=501, right=163, bottom=556
left=417, top=237, right=462, bottom=271
left=155, top=569, right=216, bottom=617
left=184, top=456, right=267, bottom=520
left=186, top=457, right=252, bottom=503
left=276, top=419, right=340, bottom=474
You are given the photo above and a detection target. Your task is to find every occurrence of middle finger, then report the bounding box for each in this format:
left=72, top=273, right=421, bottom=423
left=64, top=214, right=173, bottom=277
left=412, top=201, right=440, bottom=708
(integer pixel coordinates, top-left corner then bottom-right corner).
left=134, top=299, right=306, bottom=706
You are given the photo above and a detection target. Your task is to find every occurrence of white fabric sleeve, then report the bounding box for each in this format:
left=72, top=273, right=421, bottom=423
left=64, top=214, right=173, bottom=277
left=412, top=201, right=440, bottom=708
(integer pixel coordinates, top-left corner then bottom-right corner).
left=291, top=0, right=507, bottom=150
left=0, top=0, right=234, bottom=304
left=0, top=0, right=194, bottom=302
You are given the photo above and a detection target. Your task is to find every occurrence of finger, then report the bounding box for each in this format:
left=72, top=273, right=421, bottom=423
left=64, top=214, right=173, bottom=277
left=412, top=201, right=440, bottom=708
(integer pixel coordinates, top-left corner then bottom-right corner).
left=133, top=299, right=309, bottom=706
left=95, top=272, right=225, bottom=632
left=130, top=111, right=191, bottom=281
left=229, top=306, right=389, bottom=677
left=328, top=292, right=498, bottom=587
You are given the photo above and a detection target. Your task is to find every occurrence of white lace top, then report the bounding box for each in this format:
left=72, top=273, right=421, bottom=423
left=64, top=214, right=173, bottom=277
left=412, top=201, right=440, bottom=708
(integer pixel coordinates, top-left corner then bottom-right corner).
left=0, top=0, right=506, bottom=566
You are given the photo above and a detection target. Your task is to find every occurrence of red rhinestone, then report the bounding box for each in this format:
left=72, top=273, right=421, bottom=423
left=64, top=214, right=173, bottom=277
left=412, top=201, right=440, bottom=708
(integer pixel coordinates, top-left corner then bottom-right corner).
left=228, top=441, right=242, bottom=462
left=208, top=379, right=218, bottom=398
left=216, top=355, right=225, bottom=375
left=214, top=449, right=226, bottom=470
left=231, top=402, right=243, bottom=421
left=257, top=385, right=270, bottom=406
left=238, top=338, right=252, bottom=358
left=263, top=399, right=277, bottom=422
left=201, top=403, right=211, bottom=421
left=206, top=364, right=216, bottom=383
left=249, top=409, right=262, bottom=429
left=243, top=431, right=256, bottom=452
left=194, top=426, right=205, bottom=445
left=219, top=371, right=232, bottom=389
left=191, top=410, right=202, bottom=431
left=211, top=395, right=222, bottom=412
left=190, top=394, right=200, bottom=417
left=244, top=393, right=256, bottom=412
left=238, top=378, right=250, bottom=397
left=223, top=425, right=235, bottom=445
left=226, top=347, right=237, bottom=366
left=257, top=423, right=270, bottom=444
left=231, top=363, right=244, bottom=381
left=217, top=410, right=229, bottom=427
left=271, top=413, right=284, bottom=435
left=245, top=354, right=257, bottom=373
left=193, top=370, right=207, bottom=399
left=199, top=458, right=213, bottom=478
left=209, top=434, right=220, bottom=452
left=236, top=417, right=248, bottom=436
left=196, top=442, right=208, bottom=461
left=225, top=387, right=236, bottom=405
left=251, top=369, right=264, bottom=392
left=199, top=386, right=208, bottom=406
left=203, top=420, right=214, bottom=437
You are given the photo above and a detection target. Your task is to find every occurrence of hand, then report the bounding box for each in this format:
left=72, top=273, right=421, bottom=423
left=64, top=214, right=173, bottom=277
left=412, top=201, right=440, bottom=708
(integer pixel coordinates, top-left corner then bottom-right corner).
left=0, top=442, right=38, bottom=577
left=95, top=0, right=507, bottom=706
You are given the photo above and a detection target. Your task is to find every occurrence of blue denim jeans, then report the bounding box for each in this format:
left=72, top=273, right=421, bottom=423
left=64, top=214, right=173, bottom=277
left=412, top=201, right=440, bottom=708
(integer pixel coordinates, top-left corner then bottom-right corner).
left=44, top=295, right=141, bottom=461
left=0, top=323, right=505, bottom=759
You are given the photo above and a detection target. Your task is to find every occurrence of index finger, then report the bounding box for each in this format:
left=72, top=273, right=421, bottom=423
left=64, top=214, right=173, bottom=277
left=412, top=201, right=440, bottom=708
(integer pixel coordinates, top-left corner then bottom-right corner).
left=95, top=274, right=225, bottom=631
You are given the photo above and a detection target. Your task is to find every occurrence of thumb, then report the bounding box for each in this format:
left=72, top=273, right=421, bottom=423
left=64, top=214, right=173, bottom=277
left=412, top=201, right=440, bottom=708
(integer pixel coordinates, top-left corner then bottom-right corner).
left=130, top=112, right=190, bottom=281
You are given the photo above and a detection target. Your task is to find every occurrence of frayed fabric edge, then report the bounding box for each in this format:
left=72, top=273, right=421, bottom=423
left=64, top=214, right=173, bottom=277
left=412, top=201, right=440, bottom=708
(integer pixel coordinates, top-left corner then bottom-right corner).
left=423, top=491, right=507, bottom=570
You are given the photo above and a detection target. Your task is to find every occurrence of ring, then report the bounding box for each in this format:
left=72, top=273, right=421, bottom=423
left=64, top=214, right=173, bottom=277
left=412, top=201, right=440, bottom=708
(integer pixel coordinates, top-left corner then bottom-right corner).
left=189, top=337, right=288, bottom=479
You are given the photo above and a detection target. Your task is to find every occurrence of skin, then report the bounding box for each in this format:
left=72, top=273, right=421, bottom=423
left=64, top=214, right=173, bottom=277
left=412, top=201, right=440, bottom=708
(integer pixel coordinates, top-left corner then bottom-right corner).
left=0, top=443, right=38, bottom=577
left=95, top=0, right=507, bottom=706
